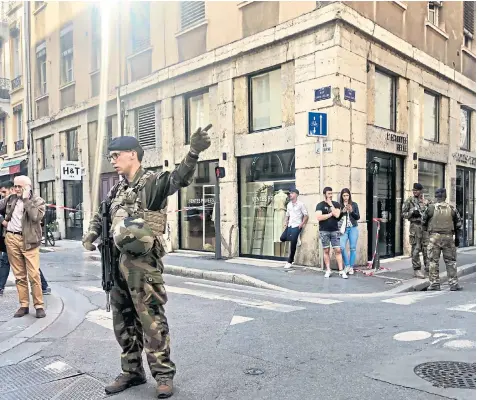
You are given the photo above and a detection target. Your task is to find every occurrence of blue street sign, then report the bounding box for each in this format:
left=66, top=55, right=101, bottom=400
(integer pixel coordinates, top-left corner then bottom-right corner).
left=308, top=112, right=328, bottom=137
left=314, top=86, right=331, bottom=102
left=344, top=88, right=356, bottom=102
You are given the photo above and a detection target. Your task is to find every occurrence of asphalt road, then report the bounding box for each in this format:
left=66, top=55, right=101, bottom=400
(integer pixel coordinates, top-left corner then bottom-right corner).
left=0, top=251, right=475, bottom=400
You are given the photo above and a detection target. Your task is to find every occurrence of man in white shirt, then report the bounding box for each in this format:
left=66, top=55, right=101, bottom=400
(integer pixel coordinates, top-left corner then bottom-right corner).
left=280, top=188, right=308, bottom=269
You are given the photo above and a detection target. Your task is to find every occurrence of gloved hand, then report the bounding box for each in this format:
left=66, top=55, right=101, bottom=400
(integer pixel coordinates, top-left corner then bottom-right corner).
left=82, top=240, right=96, bottom=251
left=190, top=124, right=212, bottom=155
left=411, top=210, right=421, bottom=218
left=454, top=237, right=460, bottom=247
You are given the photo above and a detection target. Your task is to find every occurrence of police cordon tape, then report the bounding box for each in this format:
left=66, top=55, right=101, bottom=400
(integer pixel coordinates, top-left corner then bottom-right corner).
left=45, top=203, right=216, bottom=214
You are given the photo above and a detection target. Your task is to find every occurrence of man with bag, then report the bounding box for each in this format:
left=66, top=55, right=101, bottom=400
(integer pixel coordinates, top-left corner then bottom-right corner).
left=82, top=124, right=212, bottom=398
left=281, top=188, right=308, bottom=269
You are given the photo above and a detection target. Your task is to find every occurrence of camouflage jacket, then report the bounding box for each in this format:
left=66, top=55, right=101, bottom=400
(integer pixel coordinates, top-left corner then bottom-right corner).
left=84, top=152, right=199, bottom=243
left=402, top=195, right=432, bottom=223
left=422, top=202, right=462, bottom=234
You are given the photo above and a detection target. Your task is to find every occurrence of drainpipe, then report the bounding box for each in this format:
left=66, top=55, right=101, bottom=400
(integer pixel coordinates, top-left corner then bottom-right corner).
left=24, top=2, right=34, bottom=188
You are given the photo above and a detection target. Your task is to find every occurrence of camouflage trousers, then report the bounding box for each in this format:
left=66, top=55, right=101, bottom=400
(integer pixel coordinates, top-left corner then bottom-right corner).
left=427, top=233, right=458, bottom=288
left=409, top=223, right=429, bottom=271
left=110, top=248, right=176, bottom=380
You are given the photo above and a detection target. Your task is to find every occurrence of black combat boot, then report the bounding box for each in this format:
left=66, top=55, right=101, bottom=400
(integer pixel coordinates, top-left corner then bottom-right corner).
left=450, top=284, right=463, bottom=291
left=105, top=373, right=147, bottom=394
left=156, top=376, right=174, bottom=398
left=427, top=284, right=441, bottom=291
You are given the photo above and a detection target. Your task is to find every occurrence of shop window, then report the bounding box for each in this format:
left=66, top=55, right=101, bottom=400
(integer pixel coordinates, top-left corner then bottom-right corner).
left=41, top=135, right=53, bottom=169
left=417, top=160, right=445, bottom=201
left=179, top=160, right=217, bottom=252
left=239, top=150, right=295, bottom=258
left=374, top=70, right=396, bottom=131
left=250, top=68, right=282, bottom=132
left=66, top=129, right=78, bottom=161
left=180, top=1, right=205, bottom=30
left=40, top=180, right=56, bottom=225
left=460, top=107, right=471, bottom=151
left=424, top=91, right=439, bottom=142
left=136, top=104, right=156, bottom=148
left=185, top=91, right=209, bottom=144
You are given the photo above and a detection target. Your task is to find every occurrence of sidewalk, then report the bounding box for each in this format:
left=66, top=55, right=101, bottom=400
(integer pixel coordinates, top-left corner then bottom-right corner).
left=39, top=240, right=476, bottom=295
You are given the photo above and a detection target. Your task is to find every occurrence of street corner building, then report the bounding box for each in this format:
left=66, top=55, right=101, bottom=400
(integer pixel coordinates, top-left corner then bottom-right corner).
left=3, top=1, right=474, bottom=266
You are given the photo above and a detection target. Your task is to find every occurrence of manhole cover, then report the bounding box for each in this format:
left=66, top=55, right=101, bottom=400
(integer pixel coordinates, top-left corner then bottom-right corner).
left=414, top=361, right=476, bottom=389
left=244, top=368, right=264, bottom=376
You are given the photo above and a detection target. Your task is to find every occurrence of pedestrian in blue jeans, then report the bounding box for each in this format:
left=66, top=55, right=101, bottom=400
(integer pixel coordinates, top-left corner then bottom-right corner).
left=338, top=188, right=360, bottom=275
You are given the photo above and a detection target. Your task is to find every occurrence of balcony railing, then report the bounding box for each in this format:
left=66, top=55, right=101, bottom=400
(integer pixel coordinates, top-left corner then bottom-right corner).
left=0, top=144, right=7, bottom=156
left=0, top=78, right=9, bottom=99
left=14, top=139, right=23, bottom=151
left=11, top=75, right=22, bottom=90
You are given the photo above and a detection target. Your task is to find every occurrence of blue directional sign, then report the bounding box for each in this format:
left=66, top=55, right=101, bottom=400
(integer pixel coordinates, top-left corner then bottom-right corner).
left=344, top=88, right=356, bottom=102
left=314, top=86, right=331, bottom=102
left=308, top=112, right=328, bottom=137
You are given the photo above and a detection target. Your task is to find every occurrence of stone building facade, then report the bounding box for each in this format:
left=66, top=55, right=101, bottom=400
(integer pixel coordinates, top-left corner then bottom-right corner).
left=24, top=1, right=476, bottom=265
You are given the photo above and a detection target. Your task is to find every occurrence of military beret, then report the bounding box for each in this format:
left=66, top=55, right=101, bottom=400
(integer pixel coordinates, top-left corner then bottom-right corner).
left=413, top=183, right=423, bottom=190
left=290, top=188, right=300, bottom=195
left=108, top=136, right=142, bottom=152
left=435, top=188, right=447, bottom=197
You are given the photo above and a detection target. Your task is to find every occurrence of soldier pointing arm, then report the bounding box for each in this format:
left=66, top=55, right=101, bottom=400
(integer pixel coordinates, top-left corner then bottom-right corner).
left=82, top=125, right=212, bottom=399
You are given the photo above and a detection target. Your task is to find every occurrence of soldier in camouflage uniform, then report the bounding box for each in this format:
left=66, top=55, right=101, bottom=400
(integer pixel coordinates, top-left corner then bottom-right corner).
left=402, top=183, right=431, bottom=279
left=422, top=188, right=463, bottom=291
left=82, top=125, right=212, bottom=398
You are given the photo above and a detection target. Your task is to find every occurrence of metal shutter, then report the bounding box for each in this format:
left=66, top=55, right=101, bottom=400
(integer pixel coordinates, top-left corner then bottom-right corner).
left=180, top=1, right=205, bottom=30
left=464, top=1, right=475, bottom=35
left=137, top=104, right=156, bottom=148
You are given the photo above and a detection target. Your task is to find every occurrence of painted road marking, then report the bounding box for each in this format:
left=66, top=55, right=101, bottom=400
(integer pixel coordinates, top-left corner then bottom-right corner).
left=79, top=286, right=103, bottom=293
left=230, top=316, right=254, bottom=326
left=183, top=282, right=342, bottom=305
left=166, top=286, right=305, bottom=312
left=381, top=291, right=445, bottom=305
left=447, top=303, right=476, bottom=313
left=393, top=331, right=432, bottom=342
left=443, top=340, right=476, bottom=349
left=85, top=309, right=113, bottom=330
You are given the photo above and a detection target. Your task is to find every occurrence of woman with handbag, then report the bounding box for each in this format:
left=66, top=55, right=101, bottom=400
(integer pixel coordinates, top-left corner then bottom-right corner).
left=338, top=188, right=360, bottom=275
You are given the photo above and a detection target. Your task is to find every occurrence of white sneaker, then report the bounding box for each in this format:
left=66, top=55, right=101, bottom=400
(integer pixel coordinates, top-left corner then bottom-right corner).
left=284, top=262, right=292, bottom=269
left=297, top=237, right=302, bottom=247
left=348, top=267, right=354, bottom=275
left=340, top=271, right=348, bottom=279
left=324, top=270, right=332, bottom=278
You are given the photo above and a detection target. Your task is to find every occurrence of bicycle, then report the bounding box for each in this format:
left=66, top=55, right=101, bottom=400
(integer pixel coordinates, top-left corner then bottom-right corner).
left=42, top=223, right=55, bottom=247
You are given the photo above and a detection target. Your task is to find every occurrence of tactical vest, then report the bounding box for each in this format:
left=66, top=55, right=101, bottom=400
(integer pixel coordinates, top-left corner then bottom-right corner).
left=110, top=171, right=168, bottom=253
left=428, top=202, right=454, bottom=233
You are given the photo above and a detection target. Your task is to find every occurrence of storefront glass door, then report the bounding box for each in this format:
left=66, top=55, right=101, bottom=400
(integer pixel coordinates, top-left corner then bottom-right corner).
left=179, top=161, right=217, bottom=251
left=366, top=151, right=404, bottom=259
left=64, top=181, right=83, bottom=240
left=456, top=168, right=475, bottom=247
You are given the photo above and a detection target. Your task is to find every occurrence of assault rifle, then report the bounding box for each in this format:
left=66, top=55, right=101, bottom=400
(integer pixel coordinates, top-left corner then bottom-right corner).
left=101, top=201, right=115, bottom=312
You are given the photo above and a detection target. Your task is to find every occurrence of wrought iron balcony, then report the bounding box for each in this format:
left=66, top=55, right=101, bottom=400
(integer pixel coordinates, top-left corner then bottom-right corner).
left=14, top=139, right=23, bottom=151
left=11, top=75, right=22, bottom=90
left=0, top=78, right=10, bottom=99
left=0, top=144, right=7, bottom=156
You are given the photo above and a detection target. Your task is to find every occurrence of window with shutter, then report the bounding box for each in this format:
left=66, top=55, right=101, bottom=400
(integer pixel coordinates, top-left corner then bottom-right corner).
left=136, top=104, right=156, bottom=148
left=180, top=1, right=205, bottom=30
left=464, top=1, right=475, bottom=35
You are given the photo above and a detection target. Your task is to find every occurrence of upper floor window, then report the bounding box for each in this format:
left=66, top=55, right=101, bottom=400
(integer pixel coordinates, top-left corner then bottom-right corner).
left=374, top=70, right=396, bottom=131
left=180, top=1, right=205, bottom=30
left=185, top=91, right=209, bottom=144
left=460, top=107, right=472, bottom=151
left=427, top=1, right=442, bottom=26
left=12, top=32, right=21, bottom=79
left=424, top=91, right=439, bottom=142
left=91, top=7, right=101, bottom=71
left=41, top=135, right=54, bottom=169
left=0, top=117, right=6, bottom=145
left=250, top=68, right=282, bottom=132
left=13, top=105, right=22, bottom=142
left=464, top=1, right=475, bottom=48
left=36, top=41, right=47, bottom=96
left=60, top=24, right=74, bottom=85
left=136, top=104, right=156, bottom=148
left=130, top=2, right=150, bottom=54
left=66, top=129, right=78, bottom=161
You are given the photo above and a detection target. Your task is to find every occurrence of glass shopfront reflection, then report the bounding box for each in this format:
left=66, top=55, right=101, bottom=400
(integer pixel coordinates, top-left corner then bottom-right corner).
left=179, top=161, right=217, bottom=252
left=456, top=167, right=475, bottom=247
left=239, top=150, right=295, bottom=259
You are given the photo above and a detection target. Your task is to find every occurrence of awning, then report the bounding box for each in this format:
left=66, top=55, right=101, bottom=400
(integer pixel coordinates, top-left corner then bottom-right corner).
left=2, top=159, right=23, bottom=168
left=0, top=158, right=27, bottom=176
